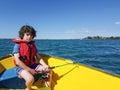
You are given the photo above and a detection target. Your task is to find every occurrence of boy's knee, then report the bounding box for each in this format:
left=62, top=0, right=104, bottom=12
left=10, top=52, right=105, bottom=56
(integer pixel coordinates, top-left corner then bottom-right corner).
left=26, top=76, right=34, bottom=83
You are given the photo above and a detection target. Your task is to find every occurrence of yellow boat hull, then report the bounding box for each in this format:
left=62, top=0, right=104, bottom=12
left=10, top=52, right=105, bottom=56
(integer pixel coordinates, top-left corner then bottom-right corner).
left=0, top=54, right=120, bottom=90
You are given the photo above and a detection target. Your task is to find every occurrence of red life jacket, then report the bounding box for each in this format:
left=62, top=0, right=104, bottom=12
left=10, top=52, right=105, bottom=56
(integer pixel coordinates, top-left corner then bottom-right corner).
left=13, top=39, right=37, bottom=66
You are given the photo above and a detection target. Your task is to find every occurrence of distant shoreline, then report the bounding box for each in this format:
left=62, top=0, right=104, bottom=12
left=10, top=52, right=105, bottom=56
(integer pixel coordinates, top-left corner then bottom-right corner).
left=1, top=36, right=120, bottom=40
left=82, top=36, right=120, bottom=40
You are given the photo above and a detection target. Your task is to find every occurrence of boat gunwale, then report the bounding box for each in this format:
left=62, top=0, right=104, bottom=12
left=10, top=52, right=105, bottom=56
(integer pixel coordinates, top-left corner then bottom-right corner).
left=0, top=54, right=120, bottom=78
left=40, top=54, right=120, bottom=78
left=0, top=54, right=12, bottom=61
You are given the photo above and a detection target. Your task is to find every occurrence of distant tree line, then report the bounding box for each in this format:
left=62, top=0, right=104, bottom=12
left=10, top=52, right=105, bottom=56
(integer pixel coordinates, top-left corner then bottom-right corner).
left=82, top=36, right=120, bottom=40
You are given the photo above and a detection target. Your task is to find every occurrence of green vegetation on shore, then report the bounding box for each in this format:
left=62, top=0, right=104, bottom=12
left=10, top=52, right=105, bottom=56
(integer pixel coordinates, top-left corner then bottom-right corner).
left=82, top=36, right=120, bottom=40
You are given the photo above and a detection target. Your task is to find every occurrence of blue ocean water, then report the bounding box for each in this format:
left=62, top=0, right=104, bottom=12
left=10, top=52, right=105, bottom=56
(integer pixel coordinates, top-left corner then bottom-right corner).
left=0, top=39, right=120, bottom=76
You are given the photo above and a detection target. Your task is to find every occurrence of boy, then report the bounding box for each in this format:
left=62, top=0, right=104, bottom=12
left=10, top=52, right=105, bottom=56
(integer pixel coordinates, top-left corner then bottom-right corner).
left=12, top=25, right=50, bottom=90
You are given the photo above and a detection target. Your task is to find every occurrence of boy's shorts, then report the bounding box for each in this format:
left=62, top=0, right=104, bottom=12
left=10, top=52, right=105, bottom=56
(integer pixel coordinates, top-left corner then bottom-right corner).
left=15, top=64, right=40, bottom=74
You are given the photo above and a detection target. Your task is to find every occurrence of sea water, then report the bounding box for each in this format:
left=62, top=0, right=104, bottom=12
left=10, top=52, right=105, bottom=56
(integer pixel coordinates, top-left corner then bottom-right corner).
left=0, top=39, right=120, bottom=76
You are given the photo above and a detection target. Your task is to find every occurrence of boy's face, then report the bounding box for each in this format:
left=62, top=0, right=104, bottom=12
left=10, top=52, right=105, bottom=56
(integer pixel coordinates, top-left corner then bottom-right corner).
left=23, top=32, right=33, bottom=42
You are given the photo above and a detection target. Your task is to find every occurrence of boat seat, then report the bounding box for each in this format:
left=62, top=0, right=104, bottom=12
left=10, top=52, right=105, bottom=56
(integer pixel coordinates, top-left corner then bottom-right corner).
left=0, top=67, right=45, bottom=89
left=0, top=67, right=26, bottom=88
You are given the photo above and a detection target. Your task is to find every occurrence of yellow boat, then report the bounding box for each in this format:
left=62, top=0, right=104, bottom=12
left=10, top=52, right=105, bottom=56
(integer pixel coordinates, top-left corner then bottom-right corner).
left=0, top=54, right=120, bottom=90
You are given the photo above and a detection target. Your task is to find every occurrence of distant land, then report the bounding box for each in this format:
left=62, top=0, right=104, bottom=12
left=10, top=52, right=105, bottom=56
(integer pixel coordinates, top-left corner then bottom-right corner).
left=1, top=36, right=120, bottom=40
left=82, top=36, right=120, bottom=40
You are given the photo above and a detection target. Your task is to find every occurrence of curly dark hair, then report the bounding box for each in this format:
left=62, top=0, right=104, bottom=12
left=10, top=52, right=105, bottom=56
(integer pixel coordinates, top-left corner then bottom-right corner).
left=19, top=25, right=36, bottom=39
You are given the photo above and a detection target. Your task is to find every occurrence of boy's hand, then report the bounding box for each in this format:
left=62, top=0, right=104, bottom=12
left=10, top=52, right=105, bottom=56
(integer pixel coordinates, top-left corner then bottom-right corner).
left=27, top=68, right=37, bottom=75
left=30, top=69, right=37, bottom=75
left=44, top=65, right=51, bottom=73
left=38, top=65, right=51, bottom=74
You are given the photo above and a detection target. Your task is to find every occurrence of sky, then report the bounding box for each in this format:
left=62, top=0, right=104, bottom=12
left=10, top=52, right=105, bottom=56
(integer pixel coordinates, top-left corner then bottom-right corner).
left=0, top=0, right=120, bottom=39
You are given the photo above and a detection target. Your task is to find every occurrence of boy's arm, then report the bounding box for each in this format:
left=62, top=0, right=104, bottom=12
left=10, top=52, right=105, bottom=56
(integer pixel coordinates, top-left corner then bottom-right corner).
left=14, top=53, right=33, bottom=72
left=36, top=53, right=49, bottom=68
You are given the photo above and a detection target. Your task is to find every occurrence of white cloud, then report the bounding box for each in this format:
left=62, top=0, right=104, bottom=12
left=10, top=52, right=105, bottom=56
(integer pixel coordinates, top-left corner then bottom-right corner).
left=65, top=28, right=91, bottom=34
left=115, top=21, right=120, bottom=25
